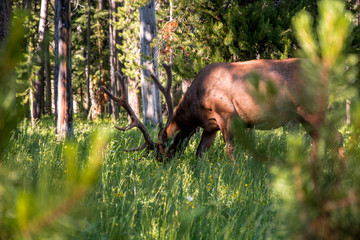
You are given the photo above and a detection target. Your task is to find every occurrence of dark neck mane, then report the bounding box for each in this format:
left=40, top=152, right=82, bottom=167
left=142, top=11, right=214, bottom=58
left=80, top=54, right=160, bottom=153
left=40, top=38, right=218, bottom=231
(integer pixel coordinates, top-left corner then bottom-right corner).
left=168, top=100, right=197, bottom=140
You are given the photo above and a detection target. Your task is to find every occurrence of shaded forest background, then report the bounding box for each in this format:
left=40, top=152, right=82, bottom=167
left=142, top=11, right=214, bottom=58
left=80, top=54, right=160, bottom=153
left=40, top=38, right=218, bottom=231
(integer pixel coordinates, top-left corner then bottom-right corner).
left=6, top=0, right=360, bottom=133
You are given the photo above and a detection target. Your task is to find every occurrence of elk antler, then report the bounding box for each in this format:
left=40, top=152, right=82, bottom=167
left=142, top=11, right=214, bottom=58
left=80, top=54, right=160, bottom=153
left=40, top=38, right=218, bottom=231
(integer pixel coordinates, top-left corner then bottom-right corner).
left=100, top=72, right=156, bottom=152
left=150, top=63, right=174, bottom=127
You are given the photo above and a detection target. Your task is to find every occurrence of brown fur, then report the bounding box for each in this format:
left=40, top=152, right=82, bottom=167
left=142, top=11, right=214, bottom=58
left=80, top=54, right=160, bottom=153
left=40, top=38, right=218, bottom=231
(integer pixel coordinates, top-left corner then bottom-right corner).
left=159, top=59, right=343, bottom=158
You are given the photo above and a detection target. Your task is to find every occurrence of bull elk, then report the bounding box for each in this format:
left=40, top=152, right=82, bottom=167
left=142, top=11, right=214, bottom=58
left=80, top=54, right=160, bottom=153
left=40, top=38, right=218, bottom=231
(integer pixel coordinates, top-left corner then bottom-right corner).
left=101, top=58, right=344, bottom=161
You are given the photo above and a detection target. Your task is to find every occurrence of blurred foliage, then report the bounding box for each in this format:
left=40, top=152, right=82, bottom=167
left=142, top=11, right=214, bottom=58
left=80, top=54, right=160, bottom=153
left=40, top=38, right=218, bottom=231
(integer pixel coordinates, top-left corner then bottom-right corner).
left=0, top=119, right=111, bottom=239
left=0, top=6, right=110, bottom=240
left=0, top=13, right=26, bottom=157
left=233, top=1, right=360, bottom=239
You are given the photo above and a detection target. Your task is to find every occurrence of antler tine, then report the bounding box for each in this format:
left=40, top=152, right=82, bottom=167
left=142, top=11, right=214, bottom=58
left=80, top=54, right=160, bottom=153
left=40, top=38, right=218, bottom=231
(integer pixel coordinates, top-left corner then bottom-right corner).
left=162, top=63, right=173, bottom=93
left=150, top=63, right=174, bottom=127
left=100, top=72, right=156, bottom=151
left=123, top=143, right=147, bottom=152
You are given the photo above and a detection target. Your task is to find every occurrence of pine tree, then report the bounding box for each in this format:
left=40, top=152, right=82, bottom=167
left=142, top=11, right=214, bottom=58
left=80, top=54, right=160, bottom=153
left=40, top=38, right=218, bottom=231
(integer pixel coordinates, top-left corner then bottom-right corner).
left=90, top=0, right=109, bottom=119
left=115, top=0, right=142, bottom=117
left=86, top=0, right=91, bottom=116
left=109, top=0, right=119, bottom=119
left=33, top=0, right=49, bottom=120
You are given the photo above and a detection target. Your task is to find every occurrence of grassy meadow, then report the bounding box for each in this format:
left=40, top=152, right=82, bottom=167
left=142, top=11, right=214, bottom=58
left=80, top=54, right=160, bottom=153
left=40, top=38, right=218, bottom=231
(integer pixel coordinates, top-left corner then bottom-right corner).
left=0, top=115, right=310, bottom=239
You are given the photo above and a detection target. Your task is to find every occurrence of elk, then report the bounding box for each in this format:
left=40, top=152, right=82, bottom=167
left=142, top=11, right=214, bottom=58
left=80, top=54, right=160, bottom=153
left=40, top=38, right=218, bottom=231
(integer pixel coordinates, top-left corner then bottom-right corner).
left=100, top=59, right=344, bottom=161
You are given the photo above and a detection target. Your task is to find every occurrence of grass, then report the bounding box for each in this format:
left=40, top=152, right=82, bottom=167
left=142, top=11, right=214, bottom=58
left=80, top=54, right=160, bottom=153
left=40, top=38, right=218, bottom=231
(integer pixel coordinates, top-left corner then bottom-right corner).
left=1, top=116, right=310, bottom=239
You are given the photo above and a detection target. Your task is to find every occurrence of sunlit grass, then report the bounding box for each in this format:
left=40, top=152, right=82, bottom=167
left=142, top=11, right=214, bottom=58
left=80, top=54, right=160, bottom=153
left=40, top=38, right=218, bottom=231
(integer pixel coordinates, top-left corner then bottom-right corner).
left=1, top=116, right=302, bottom=239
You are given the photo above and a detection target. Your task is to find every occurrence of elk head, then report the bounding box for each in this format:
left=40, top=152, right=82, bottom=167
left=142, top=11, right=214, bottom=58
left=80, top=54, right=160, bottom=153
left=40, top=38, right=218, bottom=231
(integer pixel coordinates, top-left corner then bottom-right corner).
left=100, top=63, right=176, bottom=161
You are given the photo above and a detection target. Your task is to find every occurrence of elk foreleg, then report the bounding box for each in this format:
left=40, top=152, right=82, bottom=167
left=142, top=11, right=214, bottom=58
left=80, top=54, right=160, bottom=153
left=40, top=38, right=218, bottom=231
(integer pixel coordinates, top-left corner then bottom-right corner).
left=221, top=127, right=235, bottom=160
left=196, top=131, right=217, bottom=157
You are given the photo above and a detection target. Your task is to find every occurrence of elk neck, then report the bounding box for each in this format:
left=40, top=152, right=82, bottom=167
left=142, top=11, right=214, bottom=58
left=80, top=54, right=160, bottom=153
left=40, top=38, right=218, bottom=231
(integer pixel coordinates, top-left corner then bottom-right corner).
left=165, top=98, right=198, bottom=141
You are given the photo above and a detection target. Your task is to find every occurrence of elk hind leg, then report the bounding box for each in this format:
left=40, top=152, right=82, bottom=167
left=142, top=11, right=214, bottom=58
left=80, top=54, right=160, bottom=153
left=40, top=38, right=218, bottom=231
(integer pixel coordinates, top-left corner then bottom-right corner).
left=297, top=114, right=344, bottom=157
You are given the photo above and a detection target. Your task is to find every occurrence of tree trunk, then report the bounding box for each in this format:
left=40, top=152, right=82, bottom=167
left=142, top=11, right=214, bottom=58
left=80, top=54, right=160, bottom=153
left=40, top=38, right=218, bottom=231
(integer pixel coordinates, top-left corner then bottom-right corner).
left=54, top=0, right=59, bottom=127
left=88, top=79, right=104, bottom=120
left=139, top=0, right=162, bottom=127
left=33, top=0, right=49, bottom=120
left=346, top=99, right=351, bottom=126
left=88, top=0, right=106, bottom=120
left=85, top=0, right=91, bottom=116
left=0, top=0, right=11, bottom=45
left=345, top=0, right=360, bottom=126
left=56, top=0, right=73, bottom=139
left=23, top=0, right=31, bottom=10
left=109, top=0, right=119, bottom=119
left=30, top=87, right=34, bottom=125
left=108, top=0, right=114, bottom=116
left=45, top=29, right=51, bottom=114
left=115, top=1, right=122, bottom=99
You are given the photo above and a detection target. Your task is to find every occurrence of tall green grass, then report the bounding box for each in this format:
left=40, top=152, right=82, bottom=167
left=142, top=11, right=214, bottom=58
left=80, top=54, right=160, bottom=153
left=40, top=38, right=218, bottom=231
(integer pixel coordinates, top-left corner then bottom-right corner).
left=1, top=116, right=293, bottom=239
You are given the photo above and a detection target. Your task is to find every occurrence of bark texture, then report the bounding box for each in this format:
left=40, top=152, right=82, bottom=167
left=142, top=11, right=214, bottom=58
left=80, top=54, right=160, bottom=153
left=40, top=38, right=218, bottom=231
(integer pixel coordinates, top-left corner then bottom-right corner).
left=45, top=32, right=51, bottom=114
left=109, top=0, right=119, bottom=119
left=54, top=0, right=59, bottom=125
left=85, top=0, right=91, bottom=116
left=0, top=0, right=11, bottom=45
left=56, top=0, right=73, bottom=139
left=139, top=0, right=162, bottom=127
